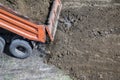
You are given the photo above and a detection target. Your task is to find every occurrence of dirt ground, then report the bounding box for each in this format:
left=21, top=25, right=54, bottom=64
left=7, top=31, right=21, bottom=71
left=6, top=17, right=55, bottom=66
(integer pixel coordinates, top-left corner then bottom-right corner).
left=0, top=0, right=120, bottom=80
left=0, top=49, right=72, bottom=80
left=46, top=0, right=120, bottom=80
left=0, top=0, right=72, bottom=80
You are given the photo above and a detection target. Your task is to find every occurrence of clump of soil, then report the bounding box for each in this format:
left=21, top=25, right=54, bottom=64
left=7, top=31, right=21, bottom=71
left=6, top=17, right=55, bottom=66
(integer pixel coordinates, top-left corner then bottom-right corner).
left=47, top=5, right=120, bottom=80
left=0, top=0, right=52, bottom=24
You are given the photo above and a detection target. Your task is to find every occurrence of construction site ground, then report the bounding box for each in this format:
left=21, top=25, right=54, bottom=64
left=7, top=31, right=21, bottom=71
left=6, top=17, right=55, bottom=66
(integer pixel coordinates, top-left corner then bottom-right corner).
left=0, top=0, right=120, bottom=80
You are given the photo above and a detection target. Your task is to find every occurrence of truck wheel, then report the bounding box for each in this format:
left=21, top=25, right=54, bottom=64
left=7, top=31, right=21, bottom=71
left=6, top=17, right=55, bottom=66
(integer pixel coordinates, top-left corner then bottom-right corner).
left=0, top=37, right=5, bottom=53
left=9, top=39, right=32, bottom=59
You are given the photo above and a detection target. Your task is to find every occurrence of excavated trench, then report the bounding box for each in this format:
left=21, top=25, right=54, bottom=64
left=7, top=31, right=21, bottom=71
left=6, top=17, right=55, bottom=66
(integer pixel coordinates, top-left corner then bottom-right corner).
left=0, top=0, right=120, bottom=80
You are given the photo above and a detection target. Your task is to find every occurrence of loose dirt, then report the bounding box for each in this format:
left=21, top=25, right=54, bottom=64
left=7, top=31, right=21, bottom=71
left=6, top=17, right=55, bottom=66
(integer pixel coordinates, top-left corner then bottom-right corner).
left=46, top=1, right=120, bottom=80
left=0, top=0, right=120, bottom=80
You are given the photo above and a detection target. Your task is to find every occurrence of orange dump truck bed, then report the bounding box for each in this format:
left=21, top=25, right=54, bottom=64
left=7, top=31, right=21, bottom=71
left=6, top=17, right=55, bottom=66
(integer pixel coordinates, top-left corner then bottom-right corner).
left=0, top=0, right=62, bottom=43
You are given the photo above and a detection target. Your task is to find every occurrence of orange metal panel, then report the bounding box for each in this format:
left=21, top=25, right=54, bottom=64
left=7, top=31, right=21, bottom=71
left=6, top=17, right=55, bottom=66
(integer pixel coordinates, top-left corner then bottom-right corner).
left=0, top=13, right=38, bottom=34
left=38, top=25, right=46, bottom=43
left=0, top=8, right=37, bottom=28
left=46, top=0, right=62, bottom=41
left=0, top=7, right=46, bottom=43
left=0, top=0, right=62, bottom=43
left=0, top=19, right=38, bottom=40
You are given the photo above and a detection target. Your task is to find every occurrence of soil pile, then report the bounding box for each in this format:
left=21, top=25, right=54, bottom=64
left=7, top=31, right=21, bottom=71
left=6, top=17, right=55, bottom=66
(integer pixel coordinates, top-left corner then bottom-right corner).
left=0, top=0, right=52, bottom=24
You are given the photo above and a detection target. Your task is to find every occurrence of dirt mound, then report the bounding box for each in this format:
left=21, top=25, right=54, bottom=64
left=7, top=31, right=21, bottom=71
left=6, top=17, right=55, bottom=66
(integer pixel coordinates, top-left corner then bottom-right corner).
left=0, top=0, right=52, bottom=24
left=47, top=4, right=120, bottom=80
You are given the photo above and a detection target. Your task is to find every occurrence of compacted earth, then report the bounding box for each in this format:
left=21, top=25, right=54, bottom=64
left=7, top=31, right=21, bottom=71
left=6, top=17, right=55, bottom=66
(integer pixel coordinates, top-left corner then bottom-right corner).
left=0, top=0, right=120, bottom=80
left=47, top=0, right=120, bottom=80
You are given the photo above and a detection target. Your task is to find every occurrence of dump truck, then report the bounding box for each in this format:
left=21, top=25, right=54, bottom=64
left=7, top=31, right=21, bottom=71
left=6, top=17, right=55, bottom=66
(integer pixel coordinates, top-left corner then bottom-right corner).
left=0, top=0, right=62, bottom=59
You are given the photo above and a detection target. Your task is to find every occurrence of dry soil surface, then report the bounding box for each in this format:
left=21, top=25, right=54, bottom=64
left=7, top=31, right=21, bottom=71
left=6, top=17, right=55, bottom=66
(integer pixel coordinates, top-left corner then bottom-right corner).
left=0, top=0, right=120, bottom=80
left=0, top=0, right=72, bottom=80
left=0, top=49, right=71, bottom=80
left=47, top=0, right=120, bottom=80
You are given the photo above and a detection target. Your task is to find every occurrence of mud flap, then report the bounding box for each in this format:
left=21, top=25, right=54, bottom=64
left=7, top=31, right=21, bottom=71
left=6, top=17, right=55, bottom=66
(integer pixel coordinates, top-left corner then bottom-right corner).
left=46, top=0, right=62, bottom=41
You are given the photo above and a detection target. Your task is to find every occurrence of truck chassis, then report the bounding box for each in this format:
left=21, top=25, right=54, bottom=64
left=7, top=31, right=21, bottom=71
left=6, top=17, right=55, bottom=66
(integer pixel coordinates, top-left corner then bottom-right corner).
left=0, top=0, right=62, bottom=59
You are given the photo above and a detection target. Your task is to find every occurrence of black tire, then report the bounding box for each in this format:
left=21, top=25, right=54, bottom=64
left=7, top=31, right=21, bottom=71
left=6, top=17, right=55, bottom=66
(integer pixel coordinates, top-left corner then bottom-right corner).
left=0, top=37, right=5, bottom=53
left=9, top=39, right=32, bottom=59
